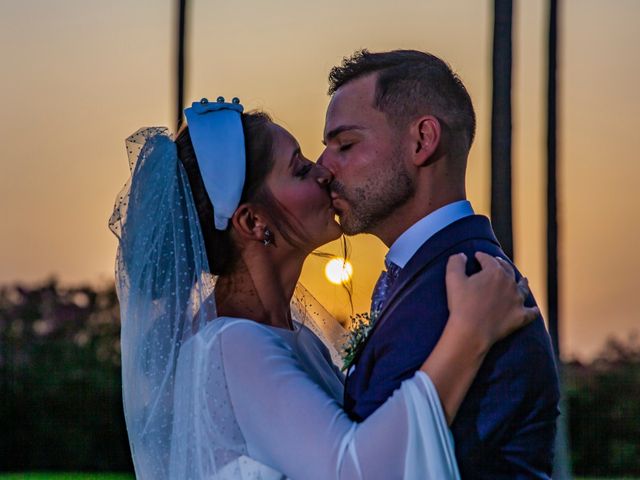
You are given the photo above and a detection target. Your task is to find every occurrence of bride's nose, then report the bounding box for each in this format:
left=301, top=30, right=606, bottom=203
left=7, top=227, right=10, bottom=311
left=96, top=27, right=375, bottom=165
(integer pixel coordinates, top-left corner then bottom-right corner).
left=313, top=163, right=334, bottom=186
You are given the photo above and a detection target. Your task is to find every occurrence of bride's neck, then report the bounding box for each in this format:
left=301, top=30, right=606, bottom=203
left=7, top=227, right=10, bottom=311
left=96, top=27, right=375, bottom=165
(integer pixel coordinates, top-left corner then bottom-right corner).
left=215, top=245, right=305, bottom=330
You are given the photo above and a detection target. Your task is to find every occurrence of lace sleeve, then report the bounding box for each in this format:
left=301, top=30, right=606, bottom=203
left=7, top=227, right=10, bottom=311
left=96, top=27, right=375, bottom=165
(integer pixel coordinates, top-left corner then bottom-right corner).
left=291, top=283, right=347, bottom=367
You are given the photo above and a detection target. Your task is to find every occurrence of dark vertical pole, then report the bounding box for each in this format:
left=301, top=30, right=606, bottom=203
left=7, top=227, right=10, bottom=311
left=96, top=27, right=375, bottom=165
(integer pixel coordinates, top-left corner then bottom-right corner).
left=547, top=0, right=560, bottom=359
left=176, top=0, right=188, bottom=130
left=547, top=2, right=571, bottom=477
left=491, top=0, right=514, bottom=261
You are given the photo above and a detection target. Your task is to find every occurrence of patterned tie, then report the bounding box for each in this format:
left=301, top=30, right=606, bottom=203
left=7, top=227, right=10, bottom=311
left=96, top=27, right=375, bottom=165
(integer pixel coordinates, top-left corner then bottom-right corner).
left=370, top=260, right=401, bottom=321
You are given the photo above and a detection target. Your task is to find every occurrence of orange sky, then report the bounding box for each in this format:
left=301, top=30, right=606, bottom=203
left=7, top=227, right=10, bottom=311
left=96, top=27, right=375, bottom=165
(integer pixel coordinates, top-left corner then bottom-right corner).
left=1, top=0, right=638, bottom=360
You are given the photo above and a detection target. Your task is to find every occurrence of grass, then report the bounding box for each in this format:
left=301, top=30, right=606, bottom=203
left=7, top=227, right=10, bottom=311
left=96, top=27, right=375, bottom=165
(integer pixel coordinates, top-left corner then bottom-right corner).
left=0, top=475, right=133, bottom=480
left=1, top=474, right=636, bottom=480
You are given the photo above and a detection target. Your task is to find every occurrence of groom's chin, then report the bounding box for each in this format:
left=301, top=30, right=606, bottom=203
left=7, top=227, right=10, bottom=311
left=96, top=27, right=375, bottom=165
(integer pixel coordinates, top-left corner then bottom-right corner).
left=336, top=215, right=364, bottom=236
left=332, top=204, right=365, bottom=235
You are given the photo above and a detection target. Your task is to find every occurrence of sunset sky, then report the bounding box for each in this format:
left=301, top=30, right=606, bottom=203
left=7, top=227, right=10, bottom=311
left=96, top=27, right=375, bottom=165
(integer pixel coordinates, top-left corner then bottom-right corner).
left=1, top=0, right=638, bottom=360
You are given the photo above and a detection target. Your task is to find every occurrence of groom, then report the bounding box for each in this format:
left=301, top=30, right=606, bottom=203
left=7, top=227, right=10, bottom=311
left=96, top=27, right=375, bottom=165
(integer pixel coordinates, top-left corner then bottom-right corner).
left=318, top=50, right=560, bottom=478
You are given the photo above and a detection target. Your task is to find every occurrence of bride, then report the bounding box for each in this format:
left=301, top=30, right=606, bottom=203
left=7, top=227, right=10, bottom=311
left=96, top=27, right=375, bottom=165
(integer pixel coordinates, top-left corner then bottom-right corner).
left=110, top=98, right=537, bottom=479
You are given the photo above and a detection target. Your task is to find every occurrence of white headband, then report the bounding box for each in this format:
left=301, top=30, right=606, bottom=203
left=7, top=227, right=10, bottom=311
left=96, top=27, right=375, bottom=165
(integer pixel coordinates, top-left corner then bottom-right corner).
left=184, top=97, right=245, bottom=230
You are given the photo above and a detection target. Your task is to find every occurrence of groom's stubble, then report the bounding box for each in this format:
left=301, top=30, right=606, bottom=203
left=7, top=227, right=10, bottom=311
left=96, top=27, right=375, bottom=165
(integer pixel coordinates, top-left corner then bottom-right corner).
left=332, top=143, right=415, bottom=236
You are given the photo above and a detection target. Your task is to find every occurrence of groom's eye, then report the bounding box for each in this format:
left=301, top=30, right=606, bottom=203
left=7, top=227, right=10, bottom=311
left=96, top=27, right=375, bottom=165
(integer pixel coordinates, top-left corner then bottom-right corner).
left=339, top=144, right=353, bottom=152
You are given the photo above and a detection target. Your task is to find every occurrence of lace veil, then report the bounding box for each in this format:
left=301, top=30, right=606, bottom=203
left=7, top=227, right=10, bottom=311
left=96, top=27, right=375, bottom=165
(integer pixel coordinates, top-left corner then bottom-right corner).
left=110, top=127, right=345, bottom=479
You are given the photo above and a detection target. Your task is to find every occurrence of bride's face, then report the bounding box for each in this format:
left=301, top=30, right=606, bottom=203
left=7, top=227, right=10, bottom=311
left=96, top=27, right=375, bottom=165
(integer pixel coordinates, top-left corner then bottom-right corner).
left=264, top=124, right=342, bottom=249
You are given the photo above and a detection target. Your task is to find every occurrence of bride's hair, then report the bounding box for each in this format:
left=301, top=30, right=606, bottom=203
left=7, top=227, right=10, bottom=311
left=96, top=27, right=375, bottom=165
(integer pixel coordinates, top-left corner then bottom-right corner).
left=175, top=111, right=306, bottom=275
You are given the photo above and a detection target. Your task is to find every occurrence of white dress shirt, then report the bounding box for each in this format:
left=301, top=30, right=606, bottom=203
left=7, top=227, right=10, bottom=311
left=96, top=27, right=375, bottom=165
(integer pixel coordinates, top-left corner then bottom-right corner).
left=386, top=200, right=475, bottom=269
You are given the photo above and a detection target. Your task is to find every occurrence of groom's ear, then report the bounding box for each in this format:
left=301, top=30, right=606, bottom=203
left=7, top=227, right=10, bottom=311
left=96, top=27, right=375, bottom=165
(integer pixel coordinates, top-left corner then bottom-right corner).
left=410, top=116, right=441, bottom=167
left=231, top=204, right=269, bottom=243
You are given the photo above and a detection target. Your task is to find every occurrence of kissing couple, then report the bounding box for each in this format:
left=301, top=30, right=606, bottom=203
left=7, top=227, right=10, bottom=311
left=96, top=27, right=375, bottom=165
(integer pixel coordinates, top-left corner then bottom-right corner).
left=111, top=49, right=560, bottom=479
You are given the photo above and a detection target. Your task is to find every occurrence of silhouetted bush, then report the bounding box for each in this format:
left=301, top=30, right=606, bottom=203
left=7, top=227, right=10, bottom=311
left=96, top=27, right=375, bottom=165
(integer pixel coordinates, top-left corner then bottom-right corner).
left=0, top=279, right=132, bottom=473
left=564, top=333, right=640, bottom=476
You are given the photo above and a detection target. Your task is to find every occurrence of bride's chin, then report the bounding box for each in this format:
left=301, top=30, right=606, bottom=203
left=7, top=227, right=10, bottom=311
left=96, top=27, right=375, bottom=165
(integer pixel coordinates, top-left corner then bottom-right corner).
left=326, top=223, right=342, bottom=243
left=327, top=220, right=343, bottom=240
left=309, top=223, right=343, bottom=250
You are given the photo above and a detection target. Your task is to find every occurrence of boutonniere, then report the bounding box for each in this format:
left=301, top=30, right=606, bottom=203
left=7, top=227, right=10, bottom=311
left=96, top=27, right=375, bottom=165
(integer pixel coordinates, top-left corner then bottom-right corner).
left=341, top=311, right=379, bottom=372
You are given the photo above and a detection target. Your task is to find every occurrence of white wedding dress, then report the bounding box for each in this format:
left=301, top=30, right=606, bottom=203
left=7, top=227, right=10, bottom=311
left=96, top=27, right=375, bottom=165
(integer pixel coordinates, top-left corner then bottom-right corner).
left=169, top=317, right=460, bottom=480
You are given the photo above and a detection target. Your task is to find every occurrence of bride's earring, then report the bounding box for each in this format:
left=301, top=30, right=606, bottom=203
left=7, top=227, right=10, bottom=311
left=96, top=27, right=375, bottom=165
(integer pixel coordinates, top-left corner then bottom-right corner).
left=263, top=227, right=274, bottom=246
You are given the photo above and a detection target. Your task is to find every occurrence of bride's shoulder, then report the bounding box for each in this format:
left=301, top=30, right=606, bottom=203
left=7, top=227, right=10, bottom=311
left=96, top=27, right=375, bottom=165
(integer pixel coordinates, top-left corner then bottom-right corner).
left=203, top=318, right=297, bottom=377
left=215, top=316, right=279, bottom=335
left=211, top=317, right=290, bottom=351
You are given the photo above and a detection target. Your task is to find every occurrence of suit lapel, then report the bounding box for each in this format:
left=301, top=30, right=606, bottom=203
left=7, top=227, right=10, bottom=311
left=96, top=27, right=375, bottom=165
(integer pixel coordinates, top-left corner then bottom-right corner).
left=347, top=215, right=500, bottom=374
left=377, top=215, right=500, bottom=323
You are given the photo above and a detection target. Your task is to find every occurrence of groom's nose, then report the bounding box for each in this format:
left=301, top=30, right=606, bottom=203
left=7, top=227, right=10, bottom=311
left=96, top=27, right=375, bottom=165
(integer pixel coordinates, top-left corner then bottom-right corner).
left=313, top=163, right=334, bottom=186
left=316, top=149, right=337, bottom=176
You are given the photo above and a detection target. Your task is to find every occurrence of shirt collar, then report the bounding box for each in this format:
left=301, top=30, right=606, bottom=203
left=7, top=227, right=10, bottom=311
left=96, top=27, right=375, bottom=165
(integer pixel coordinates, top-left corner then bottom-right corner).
left=387, top=200, right=474, bottom=268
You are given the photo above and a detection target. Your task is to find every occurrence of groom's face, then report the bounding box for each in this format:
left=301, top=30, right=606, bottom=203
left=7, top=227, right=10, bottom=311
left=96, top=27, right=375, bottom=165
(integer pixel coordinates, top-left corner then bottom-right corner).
left=318, top=74, right=414, bottom=236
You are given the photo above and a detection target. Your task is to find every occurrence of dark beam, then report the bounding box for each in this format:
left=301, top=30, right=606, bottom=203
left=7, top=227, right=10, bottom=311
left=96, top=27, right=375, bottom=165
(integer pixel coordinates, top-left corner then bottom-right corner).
left=176, top=0, right=188, bottom=131
left=547, top=0, right=559, bottom=358
left=491, top=0, right=515, bottom=260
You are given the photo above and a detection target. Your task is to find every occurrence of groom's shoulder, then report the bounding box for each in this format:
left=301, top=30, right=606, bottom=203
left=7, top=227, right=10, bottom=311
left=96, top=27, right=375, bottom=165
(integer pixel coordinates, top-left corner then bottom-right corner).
left=384, top=213, right=557, bottom=369
left=372, top=225, right=505, bottom=354
left=400, top=213, right=560, bottom=374
left=402, top=214, right=504, bottom=286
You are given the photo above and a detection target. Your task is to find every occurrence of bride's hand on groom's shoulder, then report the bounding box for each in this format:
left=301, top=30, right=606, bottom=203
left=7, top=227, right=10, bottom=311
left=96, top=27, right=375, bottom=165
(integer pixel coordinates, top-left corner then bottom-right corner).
left=445, top=252, right=539, bottom=351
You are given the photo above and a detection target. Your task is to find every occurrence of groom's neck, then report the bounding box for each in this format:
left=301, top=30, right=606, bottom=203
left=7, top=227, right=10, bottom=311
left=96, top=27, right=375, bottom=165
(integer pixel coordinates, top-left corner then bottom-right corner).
left=373, top=183, right=466, bottom=247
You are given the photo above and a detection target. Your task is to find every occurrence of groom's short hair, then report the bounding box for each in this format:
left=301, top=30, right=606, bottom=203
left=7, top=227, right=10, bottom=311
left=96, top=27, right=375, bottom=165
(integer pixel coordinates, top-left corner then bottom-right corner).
left=328, top=49, right=476, bottom=155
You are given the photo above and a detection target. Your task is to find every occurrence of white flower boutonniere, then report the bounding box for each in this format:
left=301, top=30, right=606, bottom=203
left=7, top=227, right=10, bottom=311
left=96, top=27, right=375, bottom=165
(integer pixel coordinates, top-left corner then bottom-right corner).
left=341, top=311, right=379, bottom=372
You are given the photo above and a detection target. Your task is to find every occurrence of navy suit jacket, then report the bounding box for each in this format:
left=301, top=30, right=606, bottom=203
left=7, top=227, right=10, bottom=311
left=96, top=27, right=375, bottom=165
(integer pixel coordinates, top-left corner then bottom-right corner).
left=344, top=215, right=560, bottom=479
